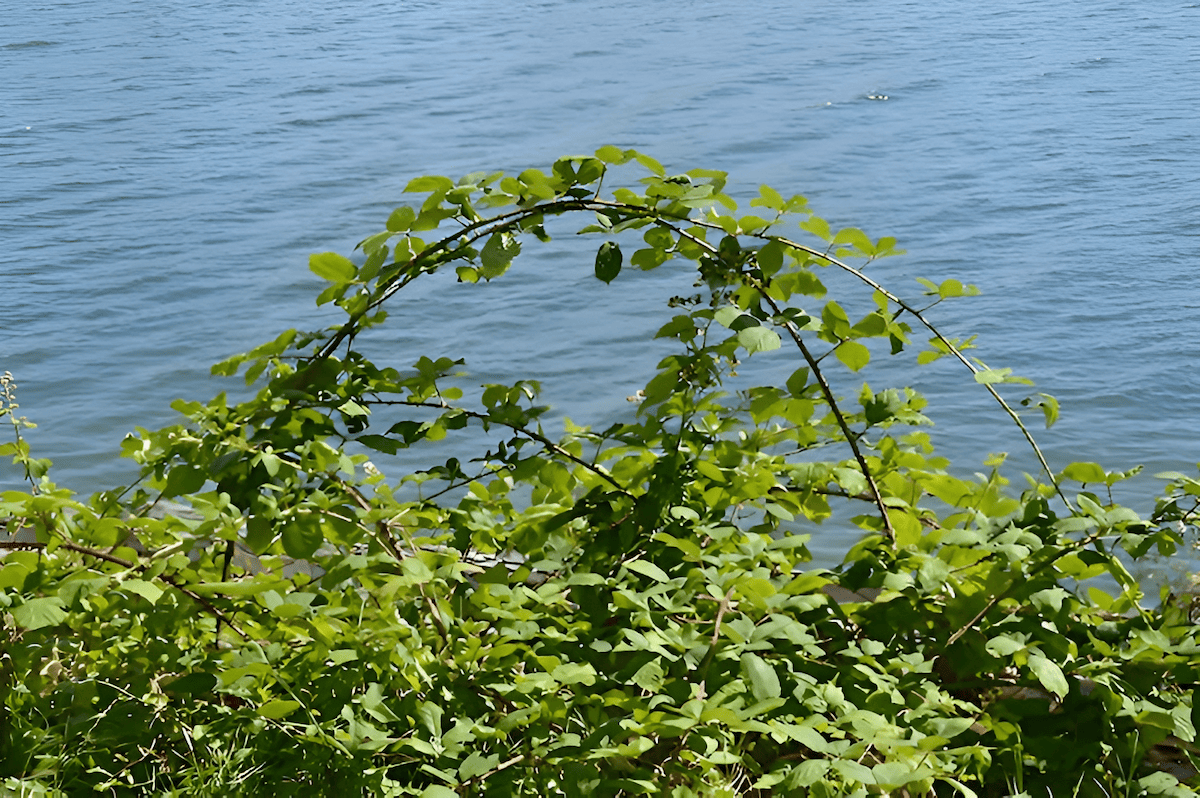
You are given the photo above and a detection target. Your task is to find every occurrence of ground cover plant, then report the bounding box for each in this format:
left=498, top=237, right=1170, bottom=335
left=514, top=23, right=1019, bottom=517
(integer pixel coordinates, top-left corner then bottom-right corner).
left=2, top=148, right=1199, bottom=796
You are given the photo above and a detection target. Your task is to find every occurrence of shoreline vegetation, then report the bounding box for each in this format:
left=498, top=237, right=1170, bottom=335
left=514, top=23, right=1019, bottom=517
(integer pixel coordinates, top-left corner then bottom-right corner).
left=3, top=150, right=1199, bottom=795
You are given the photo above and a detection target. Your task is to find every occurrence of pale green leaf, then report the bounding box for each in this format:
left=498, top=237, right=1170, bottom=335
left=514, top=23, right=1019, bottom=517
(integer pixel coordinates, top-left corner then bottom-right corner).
left=737, top=326, right=781, bottom=354
left=12, top=597, right=66, bottom=630
left=624, top=559, right=669, bottom=583
left=835, top=340, right=870, bottom=371
left=741, top=653, right=781, bottom=700
left=309, top=252, right=356, bottom=283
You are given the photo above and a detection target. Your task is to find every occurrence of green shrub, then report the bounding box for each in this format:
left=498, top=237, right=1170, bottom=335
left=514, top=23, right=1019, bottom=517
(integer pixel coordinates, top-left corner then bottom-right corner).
left=2, top=149, right=1198, bottom=796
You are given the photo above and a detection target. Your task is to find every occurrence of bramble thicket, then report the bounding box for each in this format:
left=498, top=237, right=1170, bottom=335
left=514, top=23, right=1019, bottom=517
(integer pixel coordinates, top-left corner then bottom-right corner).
left=2, top=148, right=1200, bottom=796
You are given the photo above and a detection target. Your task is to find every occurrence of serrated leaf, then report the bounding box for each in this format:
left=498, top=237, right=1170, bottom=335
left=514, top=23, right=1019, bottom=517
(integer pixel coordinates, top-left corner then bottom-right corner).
left=594, top=241, right=622, bottom=284
left=309, top=252, right=356, bottom=283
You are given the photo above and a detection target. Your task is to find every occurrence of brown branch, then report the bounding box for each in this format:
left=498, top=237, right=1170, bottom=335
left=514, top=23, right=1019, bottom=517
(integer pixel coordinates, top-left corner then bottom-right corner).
left=0, top=538, right=248, bottom=640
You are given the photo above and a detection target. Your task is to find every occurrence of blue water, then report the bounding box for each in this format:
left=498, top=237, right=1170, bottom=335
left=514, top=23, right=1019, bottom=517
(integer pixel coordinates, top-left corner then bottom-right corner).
left=4, top=0, right=1199, bottom=566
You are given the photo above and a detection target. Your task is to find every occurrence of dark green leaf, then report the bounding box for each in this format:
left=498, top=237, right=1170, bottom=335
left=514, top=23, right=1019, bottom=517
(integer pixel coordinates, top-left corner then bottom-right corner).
left=594, top=241, right=622, bottom=284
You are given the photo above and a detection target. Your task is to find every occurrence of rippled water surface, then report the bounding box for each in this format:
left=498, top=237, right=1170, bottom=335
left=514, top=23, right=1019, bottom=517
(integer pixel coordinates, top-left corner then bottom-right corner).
left=4, top=0, right=1199, bottom=565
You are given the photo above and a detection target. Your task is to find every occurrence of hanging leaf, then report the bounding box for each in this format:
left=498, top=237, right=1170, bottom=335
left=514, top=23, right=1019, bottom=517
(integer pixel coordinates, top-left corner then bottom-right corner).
left=594, top=241, right=622, bottom=284
left=479, top=232, right=521, bottom=280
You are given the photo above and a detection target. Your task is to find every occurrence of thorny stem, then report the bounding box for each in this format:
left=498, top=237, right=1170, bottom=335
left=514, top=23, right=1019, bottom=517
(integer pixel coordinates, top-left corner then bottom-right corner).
left=748, top=273, right=898, bottom=545
left=305, top=188, right=1062, bottom=526
left=736, top=226, right=1069, bottom=511
left=654, top=221, right=897, bottom=544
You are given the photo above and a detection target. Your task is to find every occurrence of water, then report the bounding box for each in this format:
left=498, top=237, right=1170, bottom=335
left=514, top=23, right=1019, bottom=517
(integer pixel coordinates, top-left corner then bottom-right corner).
left=4, top=0, right=1199, bottom=567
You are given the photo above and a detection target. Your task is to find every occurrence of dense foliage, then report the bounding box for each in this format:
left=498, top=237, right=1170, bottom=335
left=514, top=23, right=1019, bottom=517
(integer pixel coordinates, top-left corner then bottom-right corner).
left=3, top=149, right=1199, bottom=796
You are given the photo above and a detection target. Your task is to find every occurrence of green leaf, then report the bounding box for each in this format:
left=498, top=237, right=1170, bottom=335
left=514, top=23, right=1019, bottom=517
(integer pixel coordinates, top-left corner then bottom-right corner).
left=631, top=660, right=665, bottom=692
left=820, top=301, right=851, bottom=338
left=479, top=232, right=520, bottom=280
left=1027, top=652, right=1069, bottom=699
left=737, top=326, right=781, bottom=354
left=757, top=240, right=784, bottom=275
left=594, top=241, right=622, bottom=284
left=12, top=597, right=66, bottom=630
left=386, top=206, right=416, bottom=232
left=281, top=513, right=324, bottom=559
left=800, top=215, right=832, bottom=241
left=258, top=699, right=302, bottom=719
left=357, top=434, right=403, bottom=455
left=162, top=464, right=206, bottom=499
left=832, top=227, right=874, bottom=255
left=121, top=579, right=164, bottom=604
left=245, top=514, right=274, bottom=554
left=459, top=752, right=500, bottom=780
left=633, top=152, right=665, bottom=176
left=419, top=787, right=459, bottom=798
left=1062, top=462, right=1107, bottom=484
left=973, top=367, right=1033, bottom=386
left=187, top=579, right=286, bottom=597
left=1022, top=392, right=1060, bottom=428
left=404, top=175, right=454, bottom=193
left=835, top=341, right=870, bottom=371
left=595, top=145, right=629, bottom=164
left=752, top=185, right=785, bottom=212
left=309, top=252, right=357, bottom=283
left=741, top=653, right=781, bottom=700
left=624, top=559, right=669, bottom=583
